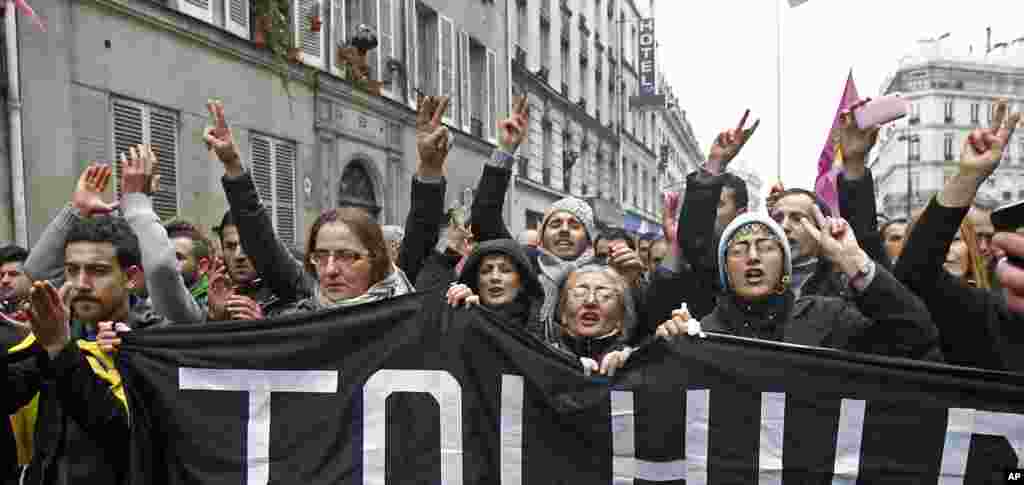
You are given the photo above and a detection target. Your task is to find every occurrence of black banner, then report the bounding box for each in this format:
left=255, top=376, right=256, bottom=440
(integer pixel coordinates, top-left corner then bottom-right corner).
left=118, top=291, right=1024, bottom=484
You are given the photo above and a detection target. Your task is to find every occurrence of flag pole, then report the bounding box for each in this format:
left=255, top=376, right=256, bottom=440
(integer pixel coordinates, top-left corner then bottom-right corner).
left=775, top=0, right=782, bottom=181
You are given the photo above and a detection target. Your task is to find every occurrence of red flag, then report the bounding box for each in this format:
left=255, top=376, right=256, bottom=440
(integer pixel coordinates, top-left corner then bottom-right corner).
left=814, top=70, right=859, bottom=216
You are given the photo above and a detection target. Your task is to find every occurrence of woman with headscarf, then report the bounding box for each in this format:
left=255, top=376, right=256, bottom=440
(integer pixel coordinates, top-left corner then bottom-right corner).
left=446, top=239, right=543, bottom=330
left=657, top=212, right=939, bottom=359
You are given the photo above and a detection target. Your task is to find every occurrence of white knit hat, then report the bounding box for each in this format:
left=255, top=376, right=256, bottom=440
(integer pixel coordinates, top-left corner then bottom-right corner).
left=541, top=197, right=596, bottom=242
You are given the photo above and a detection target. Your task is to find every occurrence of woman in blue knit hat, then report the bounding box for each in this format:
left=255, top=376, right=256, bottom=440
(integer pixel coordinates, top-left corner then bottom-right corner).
left=657, top=210, right=941, bottom=359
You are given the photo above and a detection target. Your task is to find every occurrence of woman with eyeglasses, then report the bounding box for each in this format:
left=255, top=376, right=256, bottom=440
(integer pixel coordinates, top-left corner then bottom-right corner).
left=656, top=213, right=939, bottom=359
left=202, top=96, right=453, bottom=315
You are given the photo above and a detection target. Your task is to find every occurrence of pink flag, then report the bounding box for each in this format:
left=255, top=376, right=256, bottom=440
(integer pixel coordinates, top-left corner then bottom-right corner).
left=5, top=0, right=46, bottom=32
left=814, top=70, right=859, bottom=216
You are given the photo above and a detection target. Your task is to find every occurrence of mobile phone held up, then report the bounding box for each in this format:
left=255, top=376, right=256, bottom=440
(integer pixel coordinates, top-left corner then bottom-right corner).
left=853, top=95, right=909, bottom=130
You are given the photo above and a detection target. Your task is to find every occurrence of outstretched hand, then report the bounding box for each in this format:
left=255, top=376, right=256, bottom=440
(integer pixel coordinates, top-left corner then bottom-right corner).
left=207, top=257, right=233, bottom=321
left=498, top=96, right=530, bottom=153
left=27, top=281, right=70, bottom=357
left=799, top=204, right=864, bottom=269
left=71, top=164, right=118, bottom=217
left=120, top=144, right=162, bottom=195
left=204, top=100, right=243, bottom=176
left=706, top=109, right=760, bottom=174
left=661, top=191, right=680, bottom=249
left=416, top=95, right=451, bottom=179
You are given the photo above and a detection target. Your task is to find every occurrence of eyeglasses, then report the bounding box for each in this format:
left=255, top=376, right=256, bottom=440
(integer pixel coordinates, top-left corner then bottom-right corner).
left=311, top=249, right=369, bottom=268
left=726, top=240, right=782, bottom=260
left=568, top=286, right=618, bottom=304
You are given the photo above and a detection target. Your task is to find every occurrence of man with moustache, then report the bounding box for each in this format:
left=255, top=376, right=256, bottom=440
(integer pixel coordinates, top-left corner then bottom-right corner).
left=20, top=214, right=167, bottom=485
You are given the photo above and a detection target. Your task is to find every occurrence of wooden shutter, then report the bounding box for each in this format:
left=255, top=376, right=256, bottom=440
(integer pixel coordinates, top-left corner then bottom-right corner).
left=225, top=0, right=250, bottom=38
left=148, top=107, right=179, bottom=220
left=405, top=0, right=418, bottom=107
left=274, top=142, right=297, bottom=246
left=250, top=135, right=274, bottom=204
left=486, top=48, right=497, bottom=141
left=459, top=31, right=471, bottom=131
left=379, top=0, right=394, bottom=93
left=438, top=16, right=454, bottom=124
left=177, top=0, right=212, bottom=23
left=364, top=0, right=379, bottom=81
left=111, top=100, right=144, bottom=196
left=249, top=134, right=296, bottom=246
left=331, top=0, right=346, bottom=76
left=296, top=0, right=325, bottom=68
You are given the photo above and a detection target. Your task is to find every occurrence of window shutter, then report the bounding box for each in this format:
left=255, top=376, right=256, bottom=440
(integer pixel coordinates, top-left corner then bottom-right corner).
left=459, top=31, right=471, bottom=131
left=177, top=0, right=213, bottom=23
left=148, top=107, right=179, bottom=220
left=405, top=0, right=418, bottom=107
left=331, top=0, right=347, bottom=76
left=250, top=135, right=274, bottom=205
left=111, top=100, right=144, bottom=196
left=274, top=142, right=297, bottom=246
left=363, top=0, right=379, bottom=81
left=296, top=0, right=326, bottom=68
left=225, top=0, right=250, bottom=38
left=438, top=16, right=454, bottom=123
left=379, top=0, right=394, bottom=91
left=486, top=49, right=497, bottom=141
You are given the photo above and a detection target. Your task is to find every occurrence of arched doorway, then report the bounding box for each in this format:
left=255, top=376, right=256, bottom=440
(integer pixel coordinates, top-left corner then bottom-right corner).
left=338, top=161, right=381, bottom=219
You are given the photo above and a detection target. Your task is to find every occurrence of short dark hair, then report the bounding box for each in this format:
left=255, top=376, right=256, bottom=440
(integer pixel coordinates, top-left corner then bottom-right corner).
left=65, top=216, right=142, bottom=270
left=776, top=188, right=832, bottom=218
left=0, top=245, right=28, bottom=266
left=165, top=220, right=212, bottom=262
left=215, top=211, right=237, bottom=241
left=880, top=218, right=908, bottom=238
left=594, top=227, right=637, bottom=251
left=720, top=172, right=749, bottom=211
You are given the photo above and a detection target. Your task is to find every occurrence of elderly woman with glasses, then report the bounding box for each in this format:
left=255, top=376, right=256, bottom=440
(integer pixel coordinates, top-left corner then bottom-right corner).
left=554, top=264, right=637, bottom=376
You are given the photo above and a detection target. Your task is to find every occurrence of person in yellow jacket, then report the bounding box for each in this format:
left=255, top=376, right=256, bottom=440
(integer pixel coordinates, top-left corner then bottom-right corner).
left=4, top=332, right=39, bottom=485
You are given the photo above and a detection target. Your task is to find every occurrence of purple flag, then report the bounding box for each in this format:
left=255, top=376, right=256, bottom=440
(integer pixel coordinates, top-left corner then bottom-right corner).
left=815, top=71, right=859, bottom=216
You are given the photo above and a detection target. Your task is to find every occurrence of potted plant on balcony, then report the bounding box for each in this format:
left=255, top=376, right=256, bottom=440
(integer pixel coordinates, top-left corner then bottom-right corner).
left=309, top=0, right=322, bottom=32
left=253, top=0, right=301, bottom=90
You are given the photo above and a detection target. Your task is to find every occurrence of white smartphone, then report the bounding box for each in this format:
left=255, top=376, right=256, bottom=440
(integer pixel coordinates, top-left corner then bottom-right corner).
left=854, top=95, right=909, bottom=129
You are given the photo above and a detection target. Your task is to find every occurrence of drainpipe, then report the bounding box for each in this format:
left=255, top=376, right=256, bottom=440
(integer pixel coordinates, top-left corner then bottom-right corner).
left=5, top=2, right=28, bottom=247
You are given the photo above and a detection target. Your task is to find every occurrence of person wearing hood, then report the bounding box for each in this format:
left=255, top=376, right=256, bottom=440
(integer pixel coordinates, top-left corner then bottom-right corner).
left=446, top=239, right=543, bottom=330
left=657, top=212, right=940, bottom=359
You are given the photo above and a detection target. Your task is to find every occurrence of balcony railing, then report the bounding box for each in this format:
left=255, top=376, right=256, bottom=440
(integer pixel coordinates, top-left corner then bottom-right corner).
left=536, top=66, right=550, bottom=82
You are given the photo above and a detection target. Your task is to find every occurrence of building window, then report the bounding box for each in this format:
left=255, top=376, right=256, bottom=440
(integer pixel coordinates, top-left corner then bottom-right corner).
left=540, top=24, right=551, bottom=74
left=944, top=133, right=955, bottom=161
left=416, top=5, right=439, bottom=95
left=1004, top=191, right=1013, bottom=202
left=250, top=134, right=298, bottom=246
left=909, top=137, right=921, bottom=161
left=335, top=0, right=396, bottom=82
left=944, top=99, right=954, bottom=123
left=516, top=0, right=528, bottom=54
left=111, top=98, right=179, bottom=220
left=542, top=122, right=553, bottom=183
left=177, top=0, right=213, bottom=23
left=526, top=210, right=543, bottom=230
left=970, top=103, right=980, bottom=125
left=225, top=0, right=249, bottom=38
left=909, top=103, right=920, bottom=124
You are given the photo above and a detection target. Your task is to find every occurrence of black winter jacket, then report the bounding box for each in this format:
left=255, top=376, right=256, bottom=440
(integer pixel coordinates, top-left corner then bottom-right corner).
left=702, top=265, right=941, bottom=359
left=4, top=333, right=39, bottom=485
left=894, top=197, right=1024, bottom=371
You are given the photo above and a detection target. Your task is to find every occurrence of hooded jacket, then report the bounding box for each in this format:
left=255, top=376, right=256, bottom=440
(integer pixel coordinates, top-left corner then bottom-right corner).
left=457, top=239, right=544, bottom=333
left=703, top=213, right=940, bottom=359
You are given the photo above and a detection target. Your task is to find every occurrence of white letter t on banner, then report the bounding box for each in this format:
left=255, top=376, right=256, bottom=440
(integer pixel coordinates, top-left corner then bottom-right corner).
left=178, top=368, right=339, bottom=485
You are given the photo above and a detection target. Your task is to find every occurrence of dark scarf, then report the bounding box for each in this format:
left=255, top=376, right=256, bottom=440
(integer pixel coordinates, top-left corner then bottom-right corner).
left=557, top=330, right=622, bottom=362
left=717, top=291, right=795, bottom=342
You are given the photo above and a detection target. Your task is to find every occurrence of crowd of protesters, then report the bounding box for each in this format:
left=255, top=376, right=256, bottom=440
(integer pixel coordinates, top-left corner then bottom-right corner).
left=4, top=89, right=1024, bottom=484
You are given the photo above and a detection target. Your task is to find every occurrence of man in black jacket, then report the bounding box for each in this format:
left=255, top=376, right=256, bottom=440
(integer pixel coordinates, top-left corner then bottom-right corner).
left=895, top=100, right=1024, bottom=371
left=4, top=337, right=38, bottom=485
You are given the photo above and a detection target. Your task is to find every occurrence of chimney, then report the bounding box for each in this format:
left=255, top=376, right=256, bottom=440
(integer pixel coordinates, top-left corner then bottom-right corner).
left=987, top=26, right=992, bottom=53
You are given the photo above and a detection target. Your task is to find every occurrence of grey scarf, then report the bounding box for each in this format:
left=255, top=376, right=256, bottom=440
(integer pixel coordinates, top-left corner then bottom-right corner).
left=535, top=247, right=594, bottom=343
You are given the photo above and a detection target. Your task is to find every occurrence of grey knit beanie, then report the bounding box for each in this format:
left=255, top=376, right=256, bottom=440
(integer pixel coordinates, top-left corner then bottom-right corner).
left=381, top=225, right=405, bottom=243
left=541, top=197, right=596, bottom=242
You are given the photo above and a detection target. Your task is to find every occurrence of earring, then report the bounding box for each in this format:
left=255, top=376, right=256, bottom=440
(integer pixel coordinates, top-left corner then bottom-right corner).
left=776, top=275, right=791, bottom=295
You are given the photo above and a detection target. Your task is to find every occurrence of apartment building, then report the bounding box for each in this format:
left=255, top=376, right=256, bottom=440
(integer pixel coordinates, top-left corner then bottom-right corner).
left=0, top=0, right=508, bottom=246
left=870, top=37, right=1024, bottom=220
left=507, top=0, right=701, bottom=235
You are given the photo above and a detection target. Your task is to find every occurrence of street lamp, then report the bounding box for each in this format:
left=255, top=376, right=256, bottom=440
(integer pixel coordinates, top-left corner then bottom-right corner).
left=897, top=133, right=920, bottom=220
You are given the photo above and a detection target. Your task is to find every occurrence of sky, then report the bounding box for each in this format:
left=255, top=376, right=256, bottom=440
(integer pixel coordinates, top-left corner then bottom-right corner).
left=651, top=0, right=1024, bottom=200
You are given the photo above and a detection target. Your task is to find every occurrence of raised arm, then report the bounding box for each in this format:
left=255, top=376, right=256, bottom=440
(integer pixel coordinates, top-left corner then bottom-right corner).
left=24, top=165, right=118, bottom=285
left=205, top=101, right=312, bottom=303
left=836, top=100, right=887, bottom=268
left=397, top=95, right=451, bottom=283
left=120, top=145, right=205, bottom=324
left=468, top=96, right=529, bottom=243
